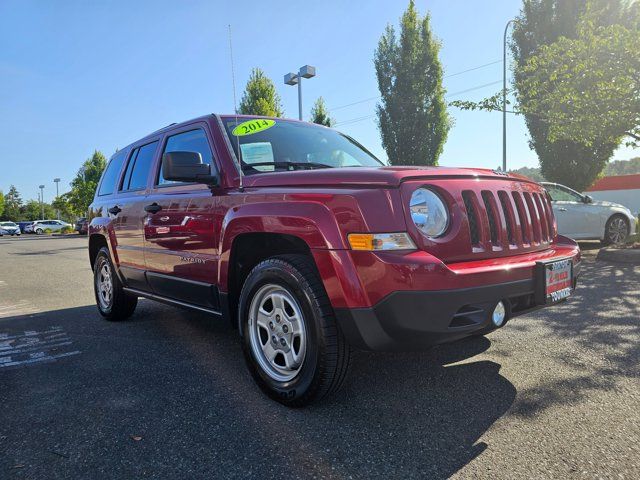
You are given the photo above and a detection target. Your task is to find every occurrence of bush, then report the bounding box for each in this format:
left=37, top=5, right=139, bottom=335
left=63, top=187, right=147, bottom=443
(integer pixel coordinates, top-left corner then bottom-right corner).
left=43, top=228, right=53, bottom=235
left=60, top=226, right=74, bottom=234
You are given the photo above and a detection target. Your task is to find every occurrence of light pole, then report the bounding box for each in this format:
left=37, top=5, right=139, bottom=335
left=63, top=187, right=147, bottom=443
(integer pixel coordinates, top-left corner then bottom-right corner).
left=54, top=178, right=61, bottom=220
left=503, top=19, right=520, bottom=172
left=284, top=65, right=316, bottom=121
left=38, top=185, right=45, bottom=220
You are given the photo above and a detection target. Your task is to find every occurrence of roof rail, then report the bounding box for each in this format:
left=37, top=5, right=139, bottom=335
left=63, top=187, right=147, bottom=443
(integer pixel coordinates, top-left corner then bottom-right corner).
left=149, top=122, right=177, bottom=135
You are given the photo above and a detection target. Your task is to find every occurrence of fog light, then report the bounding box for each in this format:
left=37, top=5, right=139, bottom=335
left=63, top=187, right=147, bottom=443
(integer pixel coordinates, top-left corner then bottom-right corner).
left=492, top=301, right=506, bottom=327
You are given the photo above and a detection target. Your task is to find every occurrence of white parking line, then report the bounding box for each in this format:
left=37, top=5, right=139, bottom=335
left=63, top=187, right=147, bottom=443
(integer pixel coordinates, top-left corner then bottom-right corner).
left=0, top=327, right=80, bottom=369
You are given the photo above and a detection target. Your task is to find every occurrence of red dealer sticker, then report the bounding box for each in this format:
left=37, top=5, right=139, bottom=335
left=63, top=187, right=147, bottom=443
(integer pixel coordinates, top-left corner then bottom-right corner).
left=543, top=259, right=573, bottom=303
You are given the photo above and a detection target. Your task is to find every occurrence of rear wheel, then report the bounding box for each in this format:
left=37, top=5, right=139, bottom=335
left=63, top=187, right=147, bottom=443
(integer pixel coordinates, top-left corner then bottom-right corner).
left=239, top=254, right=351, bottom=407
left=93, top=247, right=137, bottom=321
left=602, top=214, right=629, bottom=246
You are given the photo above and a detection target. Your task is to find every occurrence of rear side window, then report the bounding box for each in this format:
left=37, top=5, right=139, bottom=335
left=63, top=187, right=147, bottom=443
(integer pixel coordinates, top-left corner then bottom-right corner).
left=157, top=129, right=214, bottom=185
left=98, top=150, right=127, bottom=196
left=120, top=141, right=159, bottom=191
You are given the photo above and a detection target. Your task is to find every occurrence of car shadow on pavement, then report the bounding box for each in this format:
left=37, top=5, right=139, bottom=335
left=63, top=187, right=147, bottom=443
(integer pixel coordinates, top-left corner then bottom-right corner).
left=0, top=301, right=515, bottom=479
left=509, top=256, right=639, bottom=418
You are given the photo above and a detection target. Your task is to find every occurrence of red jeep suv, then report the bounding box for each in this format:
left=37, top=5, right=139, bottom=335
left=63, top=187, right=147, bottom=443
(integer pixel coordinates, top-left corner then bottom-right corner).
left=88, top=114, right=580, bottom=406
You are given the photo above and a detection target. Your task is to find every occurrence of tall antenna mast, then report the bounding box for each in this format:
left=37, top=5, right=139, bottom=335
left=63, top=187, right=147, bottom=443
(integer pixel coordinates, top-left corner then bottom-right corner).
left=228, top=24, right=243, bottom=190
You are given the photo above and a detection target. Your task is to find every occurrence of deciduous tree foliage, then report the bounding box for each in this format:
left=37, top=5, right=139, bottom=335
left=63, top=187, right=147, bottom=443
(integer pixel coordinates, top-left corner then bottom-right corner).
left=21, top=200, right=56, bottom=221
left=0, top=191, right=4, bottom=218
left=511, top=0, right=637, bottom=191
left=310, top=97, right=333, bottom=127
left=374, top=0, right=450, bottom=166
left=67, top=150, right=107, bottom=216
left=518, top=18, right=640, bottom=151
left=238, top=68, right=284, bottom=117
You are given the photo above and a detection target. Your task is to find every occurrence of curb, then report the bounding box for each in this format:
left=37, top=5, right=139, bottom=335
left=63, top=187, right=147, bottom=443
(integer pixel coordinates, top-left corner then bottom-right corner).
left=596, top=247, right=640, bottom=265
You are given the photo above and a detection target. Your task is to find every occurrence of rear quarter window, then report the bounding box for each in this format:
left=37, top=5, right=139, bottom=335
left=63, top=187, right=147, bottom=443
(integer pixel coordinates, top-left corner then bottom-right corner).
left=121, top=141, right=159, bottom=191
left=98, top=150, right=127, bottom=196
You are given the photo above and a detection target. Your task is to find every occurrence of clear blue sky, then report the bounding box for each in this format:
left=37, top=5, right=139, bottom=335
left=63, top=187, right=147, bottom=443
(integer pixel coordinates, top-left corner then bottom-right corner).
left=0, top=0, right=636, bottom=202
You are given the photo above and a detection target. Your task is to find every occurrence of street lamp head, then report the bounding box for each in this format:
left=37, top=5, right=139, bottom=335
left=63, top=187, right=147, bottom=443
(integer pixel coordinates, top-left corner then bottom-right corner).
left=54, top=178, right=60, bottom=183
left=39, top=185, right=45, bottom=189
left=284, top=72, right=299, bottom=86
left=298, top=65, right=316, bottom=79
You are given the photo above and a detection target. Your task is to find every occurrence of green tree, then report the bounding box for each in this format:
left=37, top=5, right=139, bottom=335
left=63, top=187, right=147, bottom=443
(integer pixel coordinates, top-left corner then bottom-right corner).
left=374, top=1, right=450, bottom=166
left=2, top=185, right=23, bottom=220
left=310, top=97, right=333, bottom=127
left=52, top=192, right=75, bottom=222
left=238, top=68, right=284, bottom=117
left=518, top=19, right=640, bottom=152
left=67, top=150, right=107, bottom=216
left=511, top=0, right=639, bottom=190
left=450, top=1, right=636, bottom=191
left=21, top=200, right=56, bottom=221
left=0, top=191, right=4, bottom=218
left=509, top=166, right=545, bottom=182
left=604, top=157, right=640, bottom=176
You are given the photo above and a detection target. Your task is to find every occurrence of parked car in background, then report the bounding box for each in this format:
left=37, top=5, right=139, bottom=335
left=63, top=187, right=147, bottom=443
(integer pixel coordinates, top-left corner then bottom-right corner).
left=28, top=219, right=72, bottom=235
left=542, top=182, right=637, bottom=245
left=76, top=218, right=88, bottom=235
left=17, top=221, right=33, bottom=233
left=0, top=221, right=21, bottom=236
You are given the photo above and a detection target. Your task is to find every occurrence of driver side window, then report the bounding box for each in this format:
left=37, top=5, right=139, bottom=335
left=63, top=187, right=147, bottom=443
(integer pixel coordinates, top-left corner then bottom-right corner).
left=548, top=186, right=582, bottom=202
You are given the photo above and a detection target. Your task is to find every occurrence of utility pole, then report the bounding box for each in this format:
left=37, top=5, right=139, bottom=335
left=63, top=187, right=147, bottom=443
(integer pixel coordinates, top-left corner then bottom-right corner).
left=503, top=19, right=520, bottom=172
left=54, top=178, right=61, bottom=220
left=38, top=185, right=45, bottom=220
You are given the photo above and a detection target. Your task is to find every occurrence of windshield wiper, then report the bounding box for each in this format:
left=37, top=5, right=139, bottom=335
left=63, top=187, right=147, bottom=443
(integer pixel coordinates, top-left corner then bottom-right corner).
left=241, top=161, right=333, bottom=171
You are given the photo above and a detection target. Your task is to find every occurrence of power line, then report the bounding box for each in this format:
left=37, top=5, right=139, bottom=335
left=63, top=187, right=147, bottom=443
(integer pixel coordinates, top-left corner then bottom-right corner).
left=334, top=79, right=504, bottom=126
left=329, top=59, right=502, bottom=112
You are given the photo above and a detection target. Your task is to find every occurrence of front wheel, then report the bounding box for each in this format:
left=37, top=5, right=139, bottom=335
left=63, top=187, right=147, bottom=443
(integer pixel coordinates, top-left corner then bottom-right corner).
left=93, top=247, right=137, bottom=321
left=239, top=254, right=351, bottom=407
left=603, top=214, right=630, bottom=246
left=35, top=228, right=43, bottom=235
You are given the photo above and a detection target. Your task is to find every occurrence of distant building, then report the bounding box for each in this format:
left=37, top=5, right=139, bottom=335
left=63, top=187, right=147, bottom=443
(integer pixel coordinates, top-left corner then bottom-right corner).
left=585, top=174, right=640, bottom=216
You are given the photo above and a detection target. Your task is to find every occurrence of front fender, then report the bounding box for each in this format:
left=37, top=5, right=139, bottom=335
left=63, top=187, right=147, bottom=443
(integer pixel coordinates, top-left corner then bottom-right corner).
left=217, top=200, right=346, bottom=290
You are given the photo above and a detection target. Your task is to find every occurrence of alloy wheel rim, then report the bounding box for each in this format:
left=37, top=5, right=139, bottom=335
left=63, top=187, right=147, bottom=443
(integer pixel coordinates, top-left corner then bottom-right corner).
left=248, top=284, right=307, bottom=382
left=608, top=218, right=628, bottom=245
left=97, top=261, right=114, bottom=310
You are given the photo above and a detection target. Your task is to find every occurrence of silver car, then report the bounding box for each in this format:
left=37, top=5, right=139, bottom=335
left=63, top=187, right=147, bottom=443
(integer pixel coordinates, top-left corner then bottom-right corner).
left=0, top=221, right=21, bottom=236
left=542, top=182, right=637, bottom=245
left=28, top=220, right=71, bottom=235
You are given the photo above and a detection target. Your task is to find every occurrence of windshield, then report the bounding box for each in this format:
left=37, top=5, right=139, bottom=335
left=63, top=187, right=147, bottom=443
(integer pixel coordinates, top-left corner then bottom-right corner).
left=1, top=222, right=16, bottom=226
left=222, top=117, right=382, bottom=174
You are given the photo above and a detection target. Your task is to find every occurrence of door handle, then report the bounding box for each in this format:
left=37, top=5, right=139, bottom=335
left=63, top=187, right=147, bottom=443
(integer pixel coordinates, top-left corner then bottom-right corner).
left=144, top=203, right=162, bottom=214
left=557, top=207, right=567, bottom=212
left=108, top=206, right=122, bottom=215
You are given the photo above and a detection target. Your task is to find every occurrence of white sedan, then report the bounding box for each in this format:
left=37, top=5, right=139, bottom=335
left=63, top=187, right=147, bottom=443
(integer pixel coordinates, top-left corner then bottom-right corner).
left=27, top=220, right=72, bottom=235
left=542, top=182, right=637, bottom=245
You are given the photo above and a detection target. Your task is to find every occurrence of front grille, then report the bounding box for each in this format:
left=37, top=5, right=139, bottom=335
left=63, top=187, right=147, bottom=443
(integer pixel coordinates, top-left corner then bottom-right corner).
left=462, top=188, right=554, bottom=250
left=462, top=191, right=480, bottom=245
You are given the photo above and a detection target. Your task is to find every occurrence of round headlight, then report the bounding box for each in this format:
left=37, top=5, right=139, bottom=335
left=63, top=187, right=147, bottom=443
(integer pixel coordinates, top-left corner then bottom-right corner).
left=409, top=188, right=449, bottom=238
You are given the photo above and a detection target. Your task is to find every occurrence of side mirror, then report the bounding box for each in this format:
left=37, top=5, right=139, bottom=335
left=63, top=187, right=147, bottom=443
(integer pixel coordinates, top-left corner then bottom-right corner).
left=162, top=151, right=218, bottom=185
left=583, top=195, right=593, bottom=204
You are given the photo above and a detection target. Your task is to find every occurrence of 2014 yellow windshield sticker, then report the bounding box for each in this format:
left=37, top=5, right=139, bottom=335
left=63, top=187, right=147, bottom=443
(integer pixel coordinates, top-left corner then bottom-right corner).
left=232, top=119, right=275, bottom=136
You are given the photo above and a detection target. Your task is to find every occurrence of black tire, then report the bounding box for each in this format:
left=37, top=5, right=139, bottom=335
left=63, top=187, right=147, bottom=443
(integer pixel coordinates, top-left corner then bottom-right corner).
left=35, top=228, right=43, bottom=235
left=93, top=247, right=137, bottom=321
left=602, top=214, right=630, bottom=246
left=238, top=254, right=351, bottom=407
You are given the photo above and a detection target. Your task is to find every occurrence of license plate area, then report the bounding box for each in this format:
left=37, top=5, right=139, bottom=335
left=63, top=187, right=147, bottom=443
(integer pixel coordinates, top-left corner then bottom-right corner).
left=535, top=258, right=573, bottom=304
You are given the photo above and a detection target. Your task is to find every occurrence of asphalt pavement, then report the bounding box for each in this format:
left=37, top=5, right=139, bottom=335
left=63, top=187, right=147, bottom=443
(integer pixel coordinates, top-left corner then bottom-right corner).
left=0, top=235, right=638, bottom=479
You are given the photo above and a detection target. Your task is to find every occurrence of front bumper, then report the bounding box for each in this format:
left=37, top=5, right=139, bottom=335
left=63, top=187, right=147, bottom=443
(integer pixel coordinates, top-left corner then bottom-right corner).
left=334, top=259, right=581, bottom=352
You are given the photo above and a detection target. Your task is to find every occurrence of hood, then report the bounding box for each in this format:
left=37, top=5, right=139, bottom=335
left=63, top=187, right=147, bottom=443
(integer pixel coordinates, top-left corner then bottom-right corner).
left=590, top=199, right=628, bottom=209
left=241, top=166, right=537, bottom=189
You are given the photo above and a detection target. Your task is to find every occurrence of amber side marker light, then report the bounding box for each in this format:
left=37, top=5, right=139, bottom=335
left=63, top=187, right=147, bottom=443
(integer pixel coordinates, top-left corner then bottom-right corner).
left=348, top=233, right=417, bottom=251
